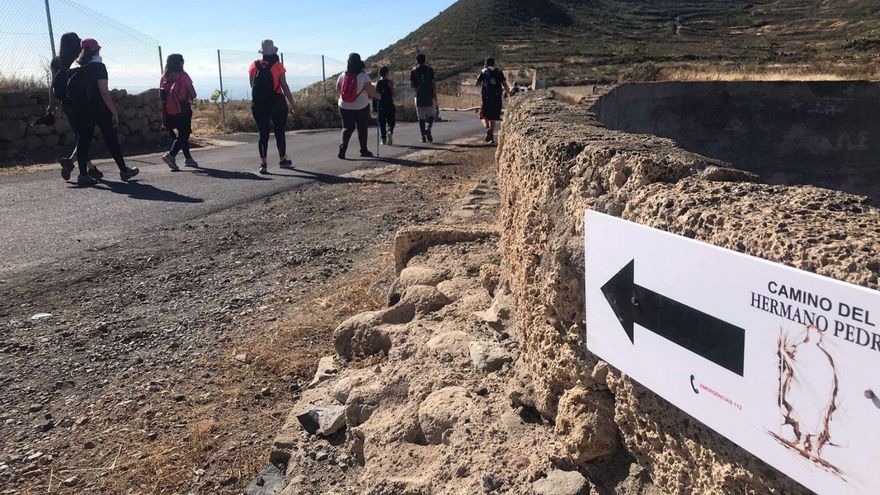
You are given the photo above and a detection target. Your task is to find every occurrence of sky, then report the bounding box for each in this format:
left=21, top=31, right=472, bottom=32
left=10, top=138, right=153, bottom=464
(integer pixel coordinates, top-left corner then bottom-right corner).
left=3, top=0, right=456, bottom=97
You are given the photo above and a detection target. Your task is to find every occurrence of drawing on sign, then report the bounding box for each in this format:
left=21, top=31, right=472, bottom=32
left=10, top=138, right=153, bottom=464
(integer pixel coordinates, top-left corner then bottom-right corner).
left=600, top=259, right=746, bottom=376
left=773, top=324, right=842, bottom=476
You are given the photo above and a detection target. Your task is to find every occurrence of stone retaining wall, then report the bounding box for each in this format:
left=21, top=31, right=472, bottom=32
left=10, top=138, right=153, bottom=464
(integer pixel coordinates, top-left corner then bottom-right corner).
left=0, top=88, right=163, bottom=164
left=497, top=92, right=880, bottom=494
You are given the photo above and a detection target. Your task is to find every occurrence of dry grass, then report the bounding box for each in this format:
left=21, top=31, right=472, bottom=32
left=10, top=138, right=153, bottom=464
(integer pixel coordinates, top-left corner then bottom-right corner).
left=618, top=62, right=880, bottom=83
left=661, top=68, right=863, bottom=82
left=0, top=73, right=47, bottom=91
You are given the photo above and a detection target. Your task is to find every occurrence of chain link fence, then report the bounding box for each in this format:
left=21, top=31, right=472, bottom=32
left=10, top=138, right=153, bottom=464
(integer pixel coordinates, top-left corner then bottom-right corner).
left=0, top=0, right=161, bottom=93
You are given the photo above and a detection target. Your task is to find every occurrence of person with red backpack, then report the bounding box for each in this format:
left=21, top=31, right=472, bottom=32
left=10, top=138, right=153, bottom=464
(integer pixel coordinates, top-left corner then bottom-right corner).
left=160, top=54, right=198, bottom=171
left=336, top=53, right=380, bottom=159
left=249, top=39, right=295, bottom=175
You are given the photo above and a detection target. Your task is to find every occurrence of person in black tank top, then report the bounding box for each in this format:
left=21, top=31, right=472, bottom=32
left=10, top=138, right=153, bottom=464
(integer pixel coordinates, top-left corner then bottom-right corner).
left=376, top=67, right=396, bottom=145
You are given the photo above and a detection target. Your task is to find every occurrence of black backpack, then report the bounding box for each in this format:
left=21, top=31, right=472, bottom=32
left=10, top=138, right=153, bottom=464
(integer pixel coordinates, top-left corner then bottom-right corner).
left=252, top=60, right=276, bottom=105
left=482, top=68, right=504, bottom=97
left=66, top=67, right=95, bottom=112
left=52, top=67, right=71, bottom=105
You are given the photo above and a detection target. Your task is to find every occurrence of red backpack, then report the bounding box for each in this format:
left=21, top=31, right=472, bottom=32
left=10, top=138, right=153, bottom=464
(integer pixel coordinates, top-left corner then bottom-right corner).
left=340, top=73, right=363, bottom=103
left=161, top=75, right=183, bottom=117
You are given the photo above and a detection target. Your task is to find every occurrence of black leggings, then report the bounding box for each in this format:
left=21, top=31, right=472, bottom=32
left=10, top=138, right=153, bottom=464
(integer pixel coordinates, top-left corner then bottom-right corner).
left=252, top=100, right=288, bottom=159
left=378, top=107, right=396, bottom=141
left=76, top=117, right=127, bottom=176
left=167, top=111, right=193, bottom=160
left=340, top=105, right=370, bottom=152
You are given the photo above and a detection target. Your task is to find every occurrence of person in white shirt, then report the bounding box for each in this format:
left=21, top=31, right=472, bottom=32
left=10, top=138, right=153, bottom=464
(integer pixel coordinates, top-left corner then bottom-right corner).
left=336, top=53, right=380, bottom=159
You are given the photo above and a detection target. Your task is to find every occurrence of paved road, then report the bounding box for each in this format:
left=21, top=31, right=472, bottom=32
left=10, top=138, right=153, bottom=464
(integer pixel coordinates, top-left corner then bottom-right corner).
left=0, top=112, right=484, bottom=275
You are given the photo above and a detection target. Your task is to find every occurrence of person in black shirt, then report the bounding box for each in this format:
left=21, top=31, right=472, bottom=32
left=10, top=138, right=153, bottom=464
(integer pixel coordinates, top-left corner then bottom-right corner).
left=375, top=67, right=396, bottom=145
left=51, top=32, right=104, bottom=182
left=476, top=57, right=510, bottom=144
left=410, top=53, right=437, bottom=143
left=69, top=38, right=139, bottom=186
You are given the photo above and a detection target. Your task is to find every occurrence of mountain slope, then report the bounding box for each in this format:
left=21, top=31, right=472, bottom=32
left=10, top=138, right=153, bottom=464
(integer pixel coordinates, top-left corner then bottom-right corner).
left=368, top=0, right=880, bottom=84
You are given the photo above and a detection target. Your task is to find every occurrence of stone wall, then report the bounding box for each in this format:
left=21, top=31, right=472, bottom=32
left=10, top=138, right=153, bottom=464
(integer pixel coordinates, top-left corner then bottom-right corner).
left=0, top=88, right=163, bottom=164
left=497, top=92, right=880, bottom=494
left=594, top=81, right=880, bottom=202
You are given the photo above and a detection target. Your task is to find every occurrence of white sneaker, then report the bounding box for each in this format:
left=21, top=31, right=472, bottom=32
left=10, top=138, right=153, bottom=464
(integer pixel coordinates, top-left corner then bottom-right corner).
left=162, top=153, right=179, bottom=171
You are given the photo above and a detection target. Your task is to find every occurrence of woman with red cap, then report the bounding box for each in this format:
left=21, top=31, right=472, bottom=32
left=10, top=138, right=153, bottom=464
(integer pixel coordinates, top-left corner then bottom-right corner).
left=68, top=38, right=139, bottom=185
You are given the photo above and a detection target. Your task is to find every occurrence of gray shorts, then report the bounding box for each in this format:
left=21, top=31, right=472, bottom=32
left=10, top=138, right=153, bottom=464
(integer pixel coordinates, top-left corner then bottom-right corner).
left=415, top=99, right=437, bottom=120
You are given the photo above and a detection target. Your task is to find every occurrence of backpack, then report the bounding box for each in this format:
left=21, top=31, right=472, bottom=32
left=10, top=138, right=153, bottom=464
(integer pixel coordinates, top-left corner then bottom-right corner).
left=66, top=67, right=95, bottom=113
left=52, top=67, right=71, bottom=105
left=162, top=75, right=183, bottom=117
left=481, top=68, right=504, bottom=97
left=252, top=60, right=277, bottom=105
left=340, top=73, right=363, bottom=103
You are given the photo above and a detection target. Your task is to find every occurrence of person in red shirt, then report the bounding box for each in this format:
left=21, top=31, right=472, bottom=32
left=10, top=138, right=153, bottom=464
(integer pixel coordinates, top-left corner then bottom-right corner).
left=160, top=54, right=198, bottom=171
left=249, top=39, right=295, bottom=174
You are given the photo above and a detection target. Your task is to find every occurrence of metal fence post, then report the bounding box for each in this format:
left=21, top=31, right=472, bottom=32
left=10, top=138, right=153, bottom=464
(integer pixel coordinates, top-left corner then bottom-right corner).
left=217, top=49, right=226, bottom=125
left=44, top=0, right=56, bottom=59
left=281, top=53, right=284, bottom=65
left=158, top=46, right=163, bottom=74
left=322, top=55, right=326, bottom=99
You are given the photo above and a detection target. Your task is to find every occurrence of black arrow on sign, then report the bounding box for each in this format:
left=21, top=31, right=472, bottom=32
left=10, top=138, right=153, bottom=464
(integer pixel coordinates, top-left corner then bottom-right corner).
left=600, top=260, right=745, bottom=376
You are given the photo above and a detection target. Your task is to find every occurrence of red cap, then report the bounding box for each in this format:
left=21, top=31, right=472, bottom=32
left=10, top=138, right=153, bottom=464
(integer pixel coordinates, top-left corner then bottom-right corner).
left=81, top=38, right=101, bottom=51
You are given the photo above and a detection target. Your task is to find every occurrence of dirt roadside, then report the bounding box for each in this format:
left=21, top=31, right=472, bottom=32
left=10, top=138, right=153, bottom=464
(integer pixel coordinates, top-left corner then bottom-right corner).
left=0, top=140, right=496, bottom=494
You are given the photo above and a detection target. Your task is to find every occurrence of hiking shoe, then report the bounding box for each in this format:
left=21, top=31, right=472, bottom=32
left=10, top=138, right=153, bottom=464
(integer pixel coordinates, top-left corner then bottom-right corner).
left=184, top=159, right=199, bottom=168
left=420, top=135, right=428, bottom=143
left=426, top=131, right=434, bottom=143
left=120, top=167, right=140, bottom=182
left=60, top=159, right=74, bottom=181
left=162, top=153, right=179, bottom=171
left=360, top=150, right=375, bottom=158
left=279, top=159, right=294, bottom=170
left=338, top=146, right=346, bottom=160
left=87, top=166, right=104, bottom=180
left=485, top=130, right=493, bottom=142
left=259, top=164, right=269, bottom=175
left=381, top=138, right=387, bottom=145
left=76, top=174, right=97, bottom=187
left=387, top=132, right=393, bottom=146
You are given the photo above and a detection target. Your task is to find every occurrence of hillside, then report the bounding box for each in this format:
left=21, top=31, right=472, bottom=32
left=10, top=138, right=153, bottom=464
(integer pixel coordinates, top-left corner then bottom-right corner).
left=367, top=0, right=880, bottom=85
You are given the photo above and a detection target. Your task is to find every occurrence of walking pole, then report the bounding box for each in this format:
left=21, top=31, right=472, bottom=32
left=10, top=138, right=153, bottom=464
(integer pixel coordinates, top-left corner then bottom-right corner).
left=158, top=46, right=163, bottom=75
left=44, top=0, right=56, bottom=59
left=321, top=55, right=327, bottom=100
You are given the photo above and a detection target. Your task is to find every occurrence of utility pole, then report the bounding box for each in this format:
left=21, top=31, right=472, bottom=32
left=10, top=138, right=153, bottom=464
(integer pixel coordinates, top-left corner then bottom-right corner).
left=321, top=55, right=327, bottom=99
left=217, top=50, right=226, bottom=125
left=158, top=46, right=163, bottom=74
left=44, top=0, right=56, bottom=59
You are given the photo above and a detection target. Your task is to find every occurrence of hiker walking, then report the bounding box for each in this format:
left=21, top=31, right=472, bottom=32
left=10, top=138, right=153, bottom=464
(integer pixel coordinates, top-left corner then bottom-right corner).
left=160, top=54, right=198, bottom=171
left=336, top=53, right=380, bottom=159
left=477, top=57, right=510, bottom=144
left=67, top=38, right=139, bottom=186
left=249, top=39, right=296, bottom=175
left=51, top=32, right=103, bottom=182
left=410, top=53, right=437, bottom=143
left=376, top=67, right=396, bottom=146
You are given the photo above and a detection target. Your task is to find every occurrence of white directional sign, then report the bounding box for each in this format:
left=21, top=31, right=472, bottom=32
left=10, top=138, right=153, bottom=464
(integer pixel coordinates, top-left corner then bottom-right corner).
left=585, top=210, right=880, bottom=495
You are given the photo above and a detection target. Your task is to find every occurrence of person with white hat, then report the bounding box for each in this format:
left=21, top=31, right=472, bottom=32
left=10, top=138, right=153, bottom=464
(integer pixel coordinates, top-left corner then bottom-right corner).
left=248, top=39, right=296, bottom=174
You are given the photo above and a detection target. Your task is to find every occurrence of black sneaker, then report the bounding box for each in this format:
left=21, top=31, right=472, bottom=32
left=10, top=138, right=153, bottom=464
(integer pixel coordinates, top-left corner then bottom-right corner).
left=88, top=166, right=104, bottom=180
left=259, top=164, right=269, bottom=175
left=279, top=159, right=293, bottom=170
left=360, top=150, right=374, bottom=158
left=60, top=159, right=74, bottom=180
left=420, top=136, right=428, bottom=143
left=120, top=167, right=140, bottom=182
left=426, top=131, right=434, bottom=143
left=485, top=130, right=493, bottom=143
left=76, top=174, right=97, bottom=187
left=338, top=146, right=346, bottom=160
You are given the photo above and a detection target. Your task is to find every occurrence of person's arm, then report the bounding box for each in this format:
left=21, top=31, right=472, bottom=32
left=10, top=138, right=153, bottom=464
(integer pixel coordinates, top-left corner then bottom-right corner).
left=389, top=80, right=395, bottom=97
left=279, top=72, right=295, bottom=113
left=366, top=77, right=380, bottom=100
left=97, top=79, right=119, bottom=127
left=502, top=80, right=511, bottom=97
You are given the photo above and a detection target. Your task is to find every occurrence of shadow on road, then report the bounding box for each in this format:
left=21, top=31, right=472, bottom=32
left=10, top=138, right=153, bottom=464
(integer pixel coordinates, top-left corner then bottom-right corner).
left=96, top=180, right=204, bottom=203
left=192, top=167, right=271, bottom=181
left=272, top=168, right=394, bottom=185
left=376, top=157, right=458, bottom=169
